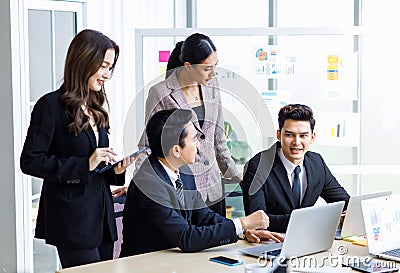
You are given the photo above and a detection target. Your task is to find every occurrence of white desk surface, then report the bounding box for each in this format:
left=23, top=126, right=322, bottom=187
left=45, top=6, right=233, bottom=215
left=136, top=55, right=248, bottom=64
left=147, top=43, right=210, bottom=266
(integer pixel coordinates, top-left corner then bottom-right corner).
left=56, top=240, right=398, bottom=273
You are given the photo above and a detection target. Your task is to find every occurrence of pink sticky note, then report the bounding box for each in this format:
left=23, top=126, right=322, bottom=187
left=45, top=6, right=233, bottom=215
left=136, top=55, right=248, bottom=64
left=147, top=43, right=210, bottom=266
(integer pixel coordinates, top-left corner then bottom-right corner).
left=159, top=51, right=170, bottom=62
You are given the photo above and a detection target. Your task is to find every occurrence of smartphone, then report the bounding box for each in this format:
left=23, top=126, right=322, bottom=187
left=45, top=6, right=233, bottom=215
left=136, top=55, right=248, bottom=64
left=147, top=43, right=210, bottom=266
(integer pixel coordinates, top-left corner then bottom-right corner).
left=209, top=256, right=243, bottom=266
left=264, top=248, right=282, bottom=259
left=344, top=262, right=399, bottom=273
left=95, top=147, right=149, bottom=173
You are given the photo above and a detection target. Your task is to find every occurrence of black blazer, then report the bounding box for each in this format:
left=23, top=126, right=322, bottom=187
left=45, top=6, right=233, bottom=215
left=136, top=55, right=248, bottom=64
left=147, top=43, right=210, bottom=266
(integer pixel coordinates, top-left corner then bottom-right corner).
left=240, top=142, right=350, bottom=232
left=120, top=155, right=238, bottom=257
left=20, top=87, right=125, bottom=249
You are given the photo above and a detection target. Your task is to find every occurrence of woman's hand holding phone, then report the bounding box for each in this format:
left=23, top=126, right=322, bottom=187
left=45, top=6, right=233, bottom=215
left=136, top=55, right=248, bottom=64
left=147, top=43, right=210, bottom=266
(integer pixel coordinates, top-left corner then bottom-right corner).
left=113, top=155, right=136, bottom=174
left=113, top=147, right=149, bottom=174
left=89, top=147, right=117, bottom=171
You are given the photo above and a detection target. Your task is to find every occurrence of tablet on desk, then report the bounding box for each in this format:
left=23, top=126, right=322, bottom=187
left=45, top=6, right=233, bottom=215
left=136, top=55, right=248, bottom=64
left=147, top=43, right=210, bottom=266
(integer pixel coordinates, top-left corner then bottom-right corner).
left=95, top=147, right=149, bottom=173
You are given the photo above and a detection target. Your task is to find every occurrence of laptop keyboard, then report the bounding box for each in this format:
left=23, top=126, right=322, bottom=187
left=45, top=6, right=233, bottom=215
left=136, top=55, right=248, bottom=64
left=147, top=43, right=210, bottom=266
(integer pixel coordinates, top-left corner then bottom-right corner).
left=382, top=248, right=400, bottom=257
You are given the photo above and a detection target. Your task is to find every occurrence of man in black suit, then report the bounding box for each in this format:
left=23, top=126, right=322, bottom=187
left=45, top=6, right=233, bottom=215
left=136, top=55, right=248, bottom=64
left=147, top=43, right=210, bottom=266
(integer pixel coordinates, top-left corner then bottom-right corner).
left=120, top=109, right=283, bottom=257
left=240, top=104, right=350, bottom=232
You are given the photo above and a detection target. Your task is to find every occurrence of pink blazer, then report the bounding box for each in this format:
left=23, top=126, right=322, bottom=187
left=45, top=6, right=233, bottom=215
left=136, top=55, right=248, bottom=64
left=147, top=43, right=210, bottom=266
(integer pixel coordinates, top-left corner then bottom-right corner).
left=135, top=71, right=239, bottom=202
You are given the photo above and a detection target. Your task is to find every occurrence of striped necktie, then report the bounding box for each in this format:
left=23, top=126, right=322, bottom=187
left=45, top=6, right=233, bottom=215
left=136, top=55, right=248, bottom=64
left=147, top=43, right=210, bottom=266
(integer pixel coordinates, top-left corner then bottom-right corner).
left=175, top=176, right=185, bottom=206
left=292, top=165, right=301, bottom=208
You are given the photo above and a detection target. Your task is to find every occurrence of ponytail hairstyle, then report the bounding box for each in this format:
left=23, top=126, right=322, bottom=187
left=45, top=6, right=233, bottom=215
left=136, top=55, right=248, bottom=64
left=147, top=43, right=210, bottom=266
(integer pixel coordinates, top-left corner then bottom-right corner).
left=166, top=33, right=216, bottom=79
left=61, top=29, right=119, bottom=134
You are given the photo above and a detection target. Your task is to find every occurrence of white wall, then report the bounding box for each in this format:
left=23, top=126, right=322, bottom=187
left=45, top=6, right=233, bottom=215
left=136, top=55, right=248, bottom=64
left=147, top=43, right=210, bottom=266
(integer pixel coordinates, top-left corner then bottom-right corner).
left=0, top=0, right=18, bottom=271
left=85, top=0, right=181, bottom=181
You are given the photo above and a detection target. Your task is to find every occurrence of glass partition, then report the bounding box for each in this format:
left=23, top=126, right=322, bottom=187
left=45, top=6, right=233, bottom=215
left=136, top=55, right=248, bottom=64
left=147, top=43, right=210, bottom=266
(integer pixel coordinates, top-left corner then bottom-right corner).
left=134, top=28, right=363, bottom=195
left=23, top=2, right=84, bottom=272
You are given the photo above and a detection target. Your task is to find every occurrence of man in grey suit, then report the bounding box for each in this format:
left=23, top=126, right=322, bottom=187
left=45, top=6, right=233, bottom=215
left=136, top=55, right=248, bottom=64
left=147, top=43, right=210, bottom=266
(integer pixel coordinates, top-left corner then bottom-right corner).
left=240, top=104, right=350, bottom=232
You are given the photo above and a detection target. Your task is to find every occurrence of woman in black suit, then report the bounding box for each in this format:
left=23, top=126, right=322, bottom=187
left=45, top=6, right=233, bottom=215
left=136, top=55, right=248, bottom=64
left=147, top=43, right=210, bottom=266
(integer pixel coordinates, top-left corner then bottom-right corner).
left=20, top=29, right=134, bottom=268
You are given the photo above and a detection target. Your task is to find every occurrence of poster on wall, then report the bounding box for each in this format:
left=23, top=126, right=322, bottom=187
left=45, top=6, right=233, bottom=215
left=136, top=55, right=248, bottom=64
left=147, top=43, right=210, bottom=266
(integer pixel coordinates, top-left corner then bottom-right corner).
left=158, top=50, right=170, bottom=76
left=313, top=111, right=360, bottom=147
left=260, top=89, right=292, bottom=130
left=323, top=52, right=358, bottom=100
left=250, top=46, right=296, bottom=129
left=252, top=46, right=297, bottom=80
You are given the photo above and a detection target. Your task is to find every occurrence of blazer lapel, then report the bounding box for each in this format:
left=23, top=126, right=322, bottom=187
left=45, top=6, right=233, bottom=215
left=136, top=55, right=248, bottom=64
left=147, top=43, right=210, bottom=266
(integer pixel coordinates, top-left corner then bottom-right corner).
left=272, top=158, right=297, bottom=208
left=299, top=155, right=316, bottom=206
left=97, top=127, right=108, bottom=148
left=200, top=84, right=212, bottom=129
left=150, top=156, right=188, bottom=217
left=83, top=127, right=97, bottom=150
left=166, top=72, right=202, bottom=130
left=166, top=72, right=187, bottom=109
left=149, top=156, right=174, bottom=187
left=170, top=90, right=190, bottom=110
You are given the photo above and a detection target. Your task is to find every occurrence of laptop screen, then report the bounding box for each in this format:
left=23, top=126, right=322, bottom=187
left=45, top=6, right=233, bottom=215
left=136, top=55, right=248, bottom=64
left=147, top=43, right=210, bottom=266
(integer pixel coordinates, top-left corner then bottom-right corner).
left=361, top=194, right=400, bottom=253
left=341, top=191, right=391, bottom=238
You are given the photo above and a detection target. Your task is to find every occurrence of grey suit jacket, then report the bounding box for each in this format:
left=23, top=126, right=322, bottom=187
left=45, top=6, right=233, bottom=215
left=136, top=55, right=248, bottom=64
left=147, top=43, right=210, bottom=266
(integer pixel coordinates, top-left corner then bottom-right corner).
left=136, top=71, right=238, bottom=202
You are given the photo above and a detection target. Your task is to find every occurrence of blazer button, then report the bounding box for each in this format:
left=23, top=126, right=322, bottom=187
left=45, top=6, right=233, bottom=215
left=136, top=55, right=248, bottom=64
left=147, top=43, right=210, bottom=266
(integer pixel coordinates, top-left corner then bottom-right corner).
left=204, top=160, right=209, bottom=166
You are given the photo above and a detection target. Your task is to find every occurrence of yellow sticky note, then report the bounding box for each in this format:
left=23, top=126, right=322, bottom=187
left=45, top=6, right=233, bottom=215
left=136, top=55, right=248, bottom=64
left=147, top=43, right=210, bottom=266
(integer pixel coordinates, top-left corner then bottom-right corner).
left=343, top=236, right=361, bottom=242
left=352, top=238, right=368, bottom=247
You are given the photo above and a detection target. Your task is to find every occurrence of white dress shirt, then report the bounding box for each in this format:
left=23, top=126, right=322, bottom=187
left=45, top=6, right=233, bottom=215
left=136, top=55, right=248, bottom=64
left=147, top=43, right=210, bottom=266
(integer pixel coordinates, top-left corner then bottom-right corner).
left=278, top=148, right=307, bottom=204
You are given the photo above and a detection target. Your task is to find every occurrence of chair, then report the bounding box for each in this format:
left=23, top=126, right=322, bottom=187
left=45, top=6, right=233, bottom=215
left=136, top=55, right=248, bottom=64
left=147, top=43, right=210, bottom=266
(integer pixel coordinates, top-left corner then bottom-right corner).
left=113, top=196, right=125, bottom=259
left=222, top=178, right=244, bottom=219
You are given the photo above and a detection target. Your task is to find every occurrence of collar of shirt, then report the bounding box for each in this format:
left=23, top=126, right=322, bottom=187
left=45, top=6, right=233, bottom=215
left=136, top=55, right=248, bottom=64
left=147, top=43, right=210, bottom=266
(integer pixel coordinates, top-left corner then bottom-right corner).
left=278, top=148, right=305, bottom=187
left=278, top=148, right=304, bottom=173
left=277, top=148, right=308, bottom=203
left=158, top=159, right=179, bottom=188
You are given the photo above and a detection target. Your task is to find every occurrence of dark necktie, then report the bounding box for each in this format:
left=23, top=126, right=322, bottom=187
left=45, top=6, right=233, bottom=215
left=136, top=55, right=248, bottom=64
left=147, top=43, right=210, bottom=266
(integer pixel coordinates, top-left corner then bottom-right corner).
left=175, top=176, right=185, bottom=206
left=292, top=165, right=301, bottom=208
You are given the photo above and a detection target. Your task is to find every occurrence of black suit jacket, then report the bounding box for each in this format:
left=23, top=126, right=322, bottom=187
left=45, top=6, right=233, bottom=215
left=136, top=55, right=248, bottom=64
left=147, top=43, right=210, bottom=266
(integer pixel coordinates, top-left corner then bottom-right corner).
left=120, top=155, right=238, bottom=257
left=20, top=87, right=125, bottom=248
left=240, top=142, right=350, bottom=232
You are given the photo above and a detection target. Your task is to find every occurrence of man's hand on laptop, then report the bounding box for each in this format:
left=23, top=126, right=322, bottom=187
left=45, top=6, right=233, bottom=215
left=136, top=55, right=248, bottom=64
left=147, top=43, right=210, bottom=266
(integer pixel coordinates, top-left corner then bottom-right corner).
left=244, top=230, right=284, bottom=243
left=239, top=210, right=269, bottom=230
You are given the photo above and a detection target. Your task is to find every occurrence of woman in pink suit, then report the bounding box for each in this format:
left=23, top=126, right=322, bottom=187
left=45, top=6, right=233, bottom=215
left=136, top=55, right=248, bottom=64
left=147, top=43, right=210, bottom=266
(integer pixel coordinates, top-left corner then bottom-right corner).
left=135, top=33, right=242, bottom=216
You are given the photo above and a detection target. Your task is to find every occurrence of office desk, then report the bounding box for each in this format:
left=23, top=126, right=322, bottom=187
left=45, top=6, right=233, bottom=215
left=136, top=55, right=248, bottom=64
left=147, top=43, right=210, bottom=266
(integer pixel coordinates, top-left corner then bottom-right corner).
left=56, top=240, right=395, bottom=273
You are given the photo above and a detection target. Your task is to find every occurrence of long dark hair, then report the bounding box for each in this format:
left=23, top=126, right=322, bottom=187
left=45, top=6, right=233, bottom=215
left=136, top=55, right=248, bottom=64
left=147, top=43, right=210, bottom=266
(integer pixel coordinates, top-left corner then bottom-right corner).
left=61, top=29, right=119, bottom=134
left=166, top=33, right=216, bottom=78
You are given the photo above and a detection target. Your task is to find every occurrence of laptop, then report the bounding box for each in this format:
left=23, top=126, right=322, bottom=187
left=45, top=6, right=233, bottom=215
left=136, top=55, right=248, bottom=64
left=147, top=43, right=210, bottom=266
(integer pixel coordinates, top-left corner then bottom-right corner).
left=336, top=191, right=392, bottom=239
left=239, top=201, right=345, bottom=259
left=361, top=194, right=400, bottom=262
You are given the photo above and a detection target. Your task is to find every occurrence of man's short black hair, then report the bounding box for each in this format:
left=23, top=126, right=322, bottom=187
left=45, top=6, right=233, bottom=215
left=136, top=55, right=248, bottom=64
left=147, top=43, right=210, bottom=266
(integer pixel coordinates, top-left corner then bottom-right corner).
left=278, top=104, right=316, bottom=132
left=146, top=109, right=193, bottom=158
